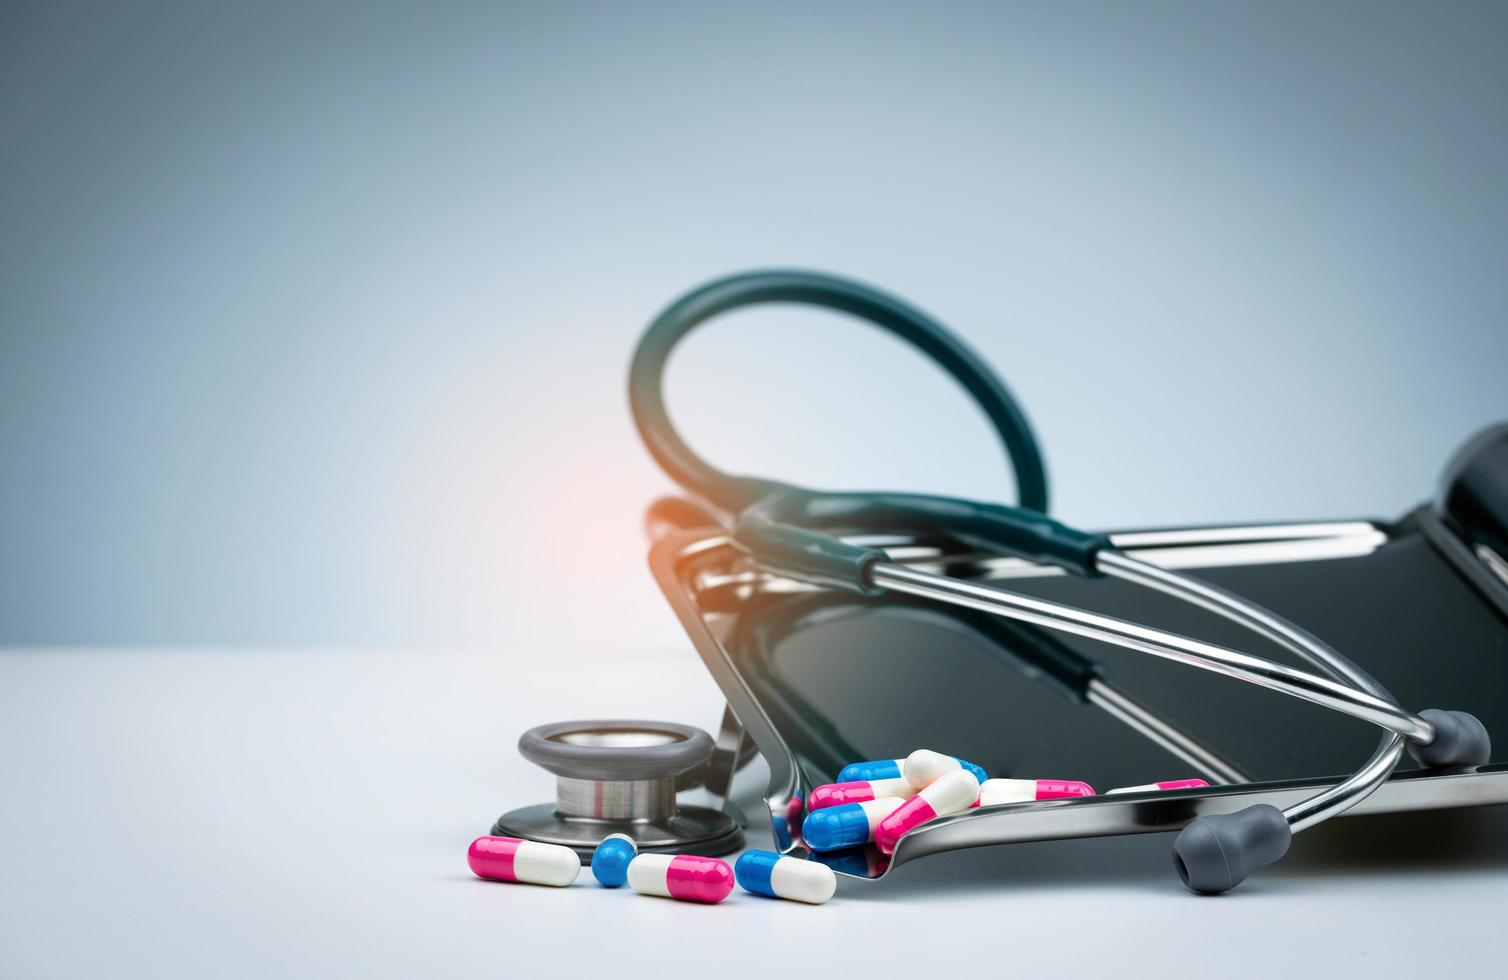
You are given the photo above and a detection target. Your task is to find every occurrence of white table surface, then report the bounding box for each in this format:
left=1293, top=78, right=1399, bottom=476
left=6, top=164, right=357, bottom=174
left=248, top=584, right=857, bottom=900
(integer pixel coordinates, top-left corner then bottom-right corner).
left=4, top=646, right=1506, bottom=978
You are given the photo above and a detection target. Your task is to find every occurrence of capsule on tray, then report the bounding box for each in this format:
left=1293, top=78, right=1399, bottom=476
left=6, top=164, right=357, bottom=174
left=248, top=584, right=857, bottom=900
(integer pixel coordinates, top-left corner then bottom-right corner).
left=901, top=749, right=989, bottom=789
left=1107, top=778, right=1210, bottom=794
left=875, top=769, right=980, bottom=854
left=802, top=797, right=907, bottom=852
left=973, top=777, right=1096, bottom=806
left=836, top=759, right=909, bottom=783
left=808, top=777, right=915, bottom=810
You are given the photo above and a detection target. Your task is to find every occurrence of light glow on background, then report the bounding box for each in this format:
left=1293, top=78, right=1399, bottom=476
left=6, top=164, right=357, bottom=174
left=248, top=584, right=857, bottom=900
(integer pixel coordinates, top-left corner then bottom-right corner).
left=2, top=0, right=1506, bottom=649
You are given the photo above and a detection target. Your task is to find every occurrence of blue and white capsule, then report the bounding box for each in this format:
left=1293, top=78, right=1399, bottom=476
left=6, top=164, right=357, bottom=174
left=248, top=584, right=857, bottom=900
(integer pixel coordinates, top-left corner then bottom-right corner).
left=801, top=797, right=906, bottom=852
left=591, top=833, right=637, bottom=888
left=735, top=850, right=837, bottom=905
left=837, top=759, right=909, bottom=783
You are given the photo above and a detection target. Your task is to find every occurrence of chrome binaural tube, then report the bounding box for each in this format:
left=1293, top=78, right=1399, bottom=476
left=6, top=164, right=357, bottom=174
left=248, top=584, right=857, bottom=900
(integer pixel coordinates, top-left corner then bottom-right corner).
left=869, top=553, right=1434, bottom=835
left=1093, top=549, right=1417, bottom=832
left=869, top=561, right=1433, bottom=742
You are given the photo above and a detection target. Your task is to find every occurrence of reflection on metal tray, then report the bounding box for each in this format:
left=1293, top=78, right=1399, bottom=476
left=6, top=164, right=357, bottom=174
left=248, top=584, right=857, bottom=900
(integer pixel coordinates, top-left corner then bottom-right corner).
left=651, top=516, right=1508, bottom=879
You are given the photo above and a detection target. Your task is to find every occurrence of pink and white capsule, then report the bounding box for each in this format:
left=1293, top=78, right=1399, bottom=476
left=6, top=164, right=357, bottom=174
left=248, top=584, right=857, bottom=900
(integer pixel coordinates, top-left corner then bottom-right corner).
left=874, top=769, right=980, bottom=854
left=1107, top=778, right=1211, bottom=795
left=973, top=777, right=1097, bottom=807
left=807, top=777, right=915, bottom=810
left=626, top=853, right=735, bottom=904
left=468, top=836, right=580, bottom=887
left=902, top=749, right=986, bottom=790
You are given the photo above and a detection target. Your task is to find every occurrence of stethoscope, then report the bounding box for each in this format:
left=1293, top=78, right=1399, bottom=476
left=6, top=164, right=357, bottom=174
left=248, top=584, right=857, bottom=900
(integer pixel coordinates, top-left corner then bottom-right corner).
left=624, top=269, right=1491, bottom=894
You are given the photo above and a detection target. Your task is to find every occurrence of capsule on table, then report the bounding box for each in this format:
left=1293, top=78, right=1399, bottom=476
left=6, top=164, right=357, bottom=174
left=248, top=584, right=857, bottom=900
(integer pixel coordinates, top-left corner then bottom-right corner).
left=1107, top=778, right=1211, bottom=795
left=875, top=770, right=980, bottom=855
left=808, top=777, right=915, bottom=810
left=837, top=759, right=908, bottom=782
left=973, top=777, right=1097, bottom=807
left=901, top=749, right=989, bottom=789
left=802, top=797, right=907, bottom=852
left=626, top=853, right=735, bottom=904
left=735, top=850, right=838, bottom=905
left=468, top=836, right=580, bottom=887
left=591, top=833, right=637, bottom=887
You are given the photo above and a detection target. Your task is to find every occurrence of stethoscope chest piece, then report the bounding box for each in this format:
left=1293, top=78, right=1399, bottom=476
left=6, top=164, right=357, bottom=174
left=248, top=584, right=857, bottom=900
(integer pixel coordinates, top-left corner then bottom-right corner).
left=491, top=719, right=743, bottom=860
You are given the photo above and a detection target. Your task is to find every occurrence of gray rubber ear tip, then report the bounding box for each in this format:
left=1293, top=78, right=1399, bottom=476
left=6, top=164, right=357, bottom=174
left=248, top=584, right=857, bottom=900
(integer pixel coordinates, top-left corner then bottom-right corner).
left=1408, top=709, right=1492, bottom=768
left=1172, top=804, right=1292, bottom=895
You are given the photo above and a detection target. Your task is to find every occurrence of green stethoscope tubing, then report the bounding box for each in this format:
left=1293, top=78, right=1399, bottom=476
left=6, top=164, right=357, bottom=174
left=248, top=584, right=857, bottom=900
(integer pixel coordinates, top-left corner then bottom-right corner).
left=628, top=269, right=1049, bottom=515
left=628, top=270, right=1106, bottom=590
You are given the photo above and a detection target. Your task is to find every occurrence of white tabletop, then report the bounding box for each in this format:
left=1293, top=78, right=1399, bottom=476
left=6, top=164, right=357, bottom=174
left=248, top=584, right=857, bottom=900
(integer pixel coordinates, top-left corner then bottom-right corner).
left=3, top=646, right=1505, bottom=978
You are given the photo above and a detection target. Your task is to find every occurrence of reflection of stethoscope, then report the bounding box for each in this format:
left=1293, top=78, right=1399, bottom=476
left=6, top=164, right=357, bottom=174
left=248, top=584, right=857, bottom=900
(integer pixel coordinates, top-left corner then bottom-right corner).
left=618, top=269, right=1491, bottom=894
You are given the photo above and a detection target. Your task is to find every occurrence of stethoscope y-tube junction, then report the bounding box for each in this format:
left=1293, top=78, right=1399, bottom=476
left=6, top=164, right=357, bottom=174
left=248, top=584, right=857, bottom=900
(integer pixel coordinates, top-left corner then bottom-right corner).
left=629, top=268, right=1492, bottom=894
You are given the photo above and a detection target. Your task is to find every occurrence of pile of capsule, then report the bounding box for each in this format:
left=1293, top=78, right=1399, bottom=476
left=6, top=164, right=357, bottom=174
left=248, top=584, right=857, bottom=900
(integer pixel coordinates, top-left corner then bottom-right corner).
left=467, top=834, right=836, bottom=906
left=804, top=748, right=1208, bottom=855
left=466, top=752, right=1208, bottom=906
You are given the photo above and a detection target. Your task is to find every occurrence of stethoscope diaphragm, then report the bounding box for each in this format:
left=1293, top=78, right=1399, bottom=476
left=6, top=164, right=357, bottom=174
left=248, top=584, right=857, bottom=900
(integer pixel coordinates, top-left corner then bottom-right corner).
left=491, top=719, right=743, bottom=859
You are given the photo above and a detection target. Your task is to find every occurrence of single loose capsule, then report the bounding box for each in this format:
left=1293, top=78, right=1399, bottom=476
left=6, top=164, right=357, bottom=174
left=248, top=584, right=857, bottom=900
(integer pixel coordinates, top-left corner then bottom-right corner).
left=735, top=850, right=837, bottom=905
left=901, top=749, right=989, bottom=789
left=836, top=759, right=908, bottom=782
left=1107, top=778, right=1210, bottom=795
left=875, top=770, right=980, bottom=854
left=802, top=797, right=907, bottom=852
left=973, top=777, right=1097, bottom=807
left=468, top=835, right=580, bottom=887
left=626, top=853, right=734, bottom=904
left=808, top=777, right=915, bottom=810
left=591, top=833, right=637, bottom=887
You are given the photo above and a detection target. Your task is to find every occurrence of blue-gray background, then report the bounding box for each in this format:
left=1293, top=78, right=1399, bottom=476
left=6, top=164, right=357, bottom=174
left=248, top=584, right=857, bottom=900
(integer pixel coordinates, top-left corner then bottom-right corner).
left=3, top=0, right=1506, bottom=648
